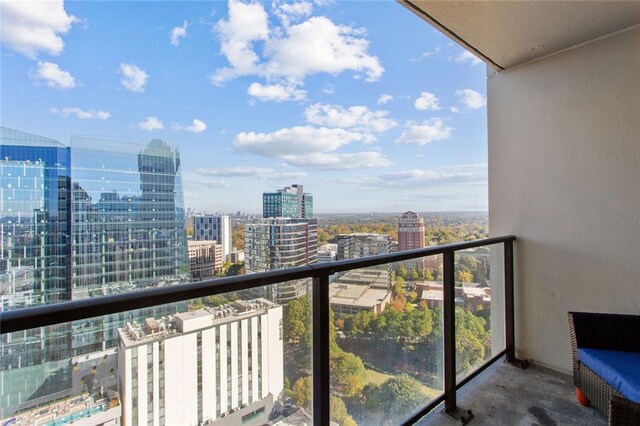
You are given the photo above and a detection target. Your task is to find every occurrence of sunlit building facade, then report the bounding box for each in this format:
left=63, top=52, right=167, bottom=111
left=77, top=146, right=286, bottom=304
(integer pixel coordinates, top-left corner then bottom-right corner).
left=244, top=218, right=317, bottom=303
left=262, top=184, right=313, bottom=219
left=118, top=299, right=283, bottom=426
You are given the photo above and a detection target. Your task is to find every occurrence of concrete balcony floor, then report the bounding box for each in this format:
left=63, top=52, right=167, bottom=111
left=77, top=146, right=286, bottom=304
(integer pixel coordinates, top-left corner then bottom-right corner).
left=417, top=360, right=607, bottom=426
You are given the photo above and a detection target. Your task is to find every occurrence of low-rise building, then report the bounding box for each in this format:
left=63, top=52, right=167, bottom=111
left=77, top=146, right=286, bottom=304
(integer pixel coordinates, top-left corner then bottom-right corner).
left=317, top=244, right=337, bottom=263
left=329, top=275, right=392, bottom=316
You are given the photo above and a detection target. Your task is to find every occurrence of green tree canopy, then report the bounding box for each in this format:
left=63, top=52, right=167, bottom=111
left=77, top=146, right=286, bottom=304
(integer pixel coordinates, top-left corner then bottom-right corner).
left=291, top=376, right=312, bottom=410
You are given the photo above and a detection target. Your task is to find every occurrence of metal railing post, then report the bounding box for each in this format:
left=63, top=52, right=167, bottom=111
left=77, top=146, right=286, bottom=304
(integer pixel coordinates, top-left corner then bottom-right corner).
left=442, top=250, right=457, bottom=413
left=504, top=239, right=528, bottom=369
left=504, top=240, right=515, bottom=362
left=312, top=274, right=331, bottom=425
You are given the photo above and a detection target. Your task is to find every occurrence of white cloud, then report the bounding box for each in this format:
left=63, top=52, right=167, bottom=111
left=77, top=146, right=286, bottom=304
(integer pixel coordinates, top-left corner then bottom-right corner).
left=120, top=63, right=149, bottom=92
left=175, top=119, right=208, bottom=133
left=31, top=61, right=76, bottom=89
left=343, top=163, right=487, bottom=189
left=170, top=21, right=188, bottom=46
left=211, top=0, right=269, bottom=85
left=414, top=92, right=441, bottom=111
left=233, top=126, right=390, bottom=169
left=137, top=117, right=164, bottom=131
left=212, top=1, right=383, bottom=95
left=455, top=50, right=482, bottom=66
left=450, top=106, right=459, bottom=113
left=247, top=82, right=306, bottom=102
left=272, top=0, right=313, bottom=26
left=396, top=118, right=453, bottom=145
left=304, top=104, right=396, bottom=133
left=377, top=94, right=393, bottom=105
left=322, top=84, right=335, bottom=95
left=456, top=88, right=486, bottom=109
left=197, top=166, right=307, bottom=180
left=284, top=151, right=391, bottom=170
left=50, top=107, right=110, bottom=120
left=0, top=0, right=77, bottom=58
left=263, top=16, right=383, bottom=83
left=409, top=45, right=441, bottom=62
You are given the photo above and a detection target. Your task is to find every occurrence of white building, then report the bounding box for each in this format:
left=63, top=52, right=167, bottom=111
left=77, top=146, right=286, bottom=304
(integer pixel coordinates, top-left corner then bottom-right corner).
left=194, top=215, right=232, bottom=262
left=317, top=244, right=337, bottom=263
left=117, top=299, right=283, bottom=426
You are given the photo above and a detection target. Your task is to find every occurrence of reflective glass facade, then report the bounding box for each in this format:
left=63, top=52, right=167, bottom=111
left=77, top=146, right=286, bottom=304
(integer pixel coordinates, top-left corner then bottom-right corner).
left=1, top=129, right=190, bottom=411
left=70, top=136, right=189, bottom=298
left=0, top=127, right=72, bottom=308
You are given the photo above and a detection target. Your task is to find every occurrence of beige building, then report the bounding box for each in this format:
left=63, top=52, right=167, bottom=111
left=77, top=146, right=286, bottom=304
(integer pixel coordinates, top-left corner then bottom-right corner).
left=329, top=270, right=392, bottom=316
left=188, top=240, right=223, bottom=280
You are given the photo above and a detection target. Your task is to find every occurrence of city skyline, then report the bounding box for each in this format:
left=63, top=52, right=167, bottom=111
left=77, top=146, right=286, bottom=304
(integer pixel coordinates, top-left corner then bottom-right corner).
left=1, top=1, right=488, bottom=214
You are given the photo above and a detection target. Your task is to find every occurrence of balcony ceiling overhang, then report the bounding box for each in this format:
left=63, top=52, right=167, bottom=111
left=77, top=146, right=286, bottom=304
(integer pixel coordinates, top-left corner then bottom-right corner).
left=400, top=0, right=640, bottom=70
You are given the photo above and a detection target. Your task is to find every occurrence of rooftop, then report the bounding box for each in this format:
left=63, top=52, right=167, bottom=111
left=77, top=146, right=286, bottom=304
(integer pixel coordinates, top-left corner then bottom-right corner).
left=118, top=298, right=278, bottom=347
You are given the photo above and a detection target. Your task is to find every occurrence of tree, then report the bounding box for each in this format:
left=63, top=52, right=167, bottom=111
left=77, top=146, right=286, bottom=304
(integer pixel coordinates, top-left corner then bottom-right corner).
left=409, top=268, right=420, bottom=281
left=204, top=295, right=228, bottom=307
left=364, top=375, right=425, bottom=420
left=397, top=263, right=407, bottom=279
left=284, top=296, right=311, bottom=343
left=455, top=307, right=490, bottom=371
left=332, top=351, right=366, bottom=397
left=423, top=268, right=434, bottom=281
left=330, top=396, right=357, bottom=426
left=226, top=263, right=245, bottom=276
left=291, top=376, right=312, bottom=410
left=456, top=270, right=473, bottom=283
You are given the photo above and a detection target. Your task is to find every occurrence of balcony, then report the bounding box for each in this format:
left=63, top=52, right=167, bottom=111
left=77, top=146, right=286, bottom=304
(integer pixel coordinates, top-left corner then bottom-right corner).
left=2, top=1, right=639, bottom=425
left=2, top=236, right=517, bottom=425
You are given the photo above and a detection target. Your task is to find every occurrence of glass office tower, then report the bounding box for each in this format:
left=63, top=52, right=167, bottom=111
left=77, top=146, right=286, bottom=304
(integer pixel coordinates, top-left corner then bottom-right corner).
left=0, top=127, right=72, bottom=308
left=1, top=130, right=191, bottom=413
left=70, top=136, right=189, bottom=298
left=70, top=136, right=189, bottom=354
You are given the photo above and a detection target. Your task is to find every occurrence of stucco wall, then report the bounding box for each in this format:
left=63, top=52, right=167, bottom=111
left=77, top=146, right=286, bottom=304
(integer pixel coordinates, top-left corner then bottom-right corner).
left=488, top=26, right=640, bottom=372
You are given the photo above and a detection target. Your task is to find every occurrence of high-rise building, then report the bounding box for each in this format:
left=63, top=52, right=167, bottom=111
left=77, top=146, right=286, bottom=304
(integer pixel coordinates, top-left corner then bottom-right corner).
left=397, top=211, right=427, bottom=271
left=193, top=214, right=232, bottom=261
left=1, top=128, right=73, bottom=410
left=1, top=127, right=72, bottom=308
left=244, top=218, right=317, bottom=303
left=262, top=184, right=313, bottom=219
left=1, top=131, right=192, bottom=413
left=188, top=240, right=223, bottom=280
left=118, top=299, right=283, bottom=426
left=70, top=136, right=189, bottom=299
left=336, top=233, right=392, bottom=288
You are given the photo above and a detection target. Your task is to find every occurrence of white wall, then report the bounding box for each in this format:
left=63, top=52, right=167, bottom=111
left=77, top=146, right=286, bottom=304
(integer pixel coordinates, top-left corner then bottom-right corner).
left=488, top=26, right=640, bottom=372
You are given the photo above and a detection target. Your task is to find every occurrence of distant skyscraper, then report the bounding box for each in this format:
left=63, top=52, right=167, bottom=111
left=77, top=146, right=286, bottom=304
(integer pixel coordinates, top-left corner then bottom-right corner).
left=118, top=299, right=283, bottom=426
left=245, top=218, right=317, bottom=303
left=336, top=233, right=392, bottom=288
left=398, top=211, right=427, bottom=271
left=263, top=184, right=313, bottom=219
left=193, top=214, right=232, bottom=260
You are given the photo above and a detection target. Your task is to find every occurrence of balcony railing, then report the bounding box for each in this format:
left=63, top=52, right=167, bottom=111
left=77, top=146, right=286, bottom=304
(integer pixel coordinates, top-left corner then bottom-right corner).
left=1, top=235, right=518, bottom=425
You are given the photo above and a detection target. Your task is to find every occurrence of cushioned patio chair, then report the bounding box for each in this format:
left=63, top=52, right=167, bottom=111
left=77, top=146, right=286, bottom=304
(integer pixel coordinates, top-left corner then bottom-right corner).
left=568, top=312, right=640, bottom=421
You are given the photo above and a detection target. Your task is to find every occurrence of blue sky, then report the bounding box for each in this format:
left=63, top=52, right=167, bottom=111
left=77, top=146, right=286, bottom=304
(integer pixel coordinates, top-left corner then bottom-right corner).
left=1, top=0, right=488, bottom=214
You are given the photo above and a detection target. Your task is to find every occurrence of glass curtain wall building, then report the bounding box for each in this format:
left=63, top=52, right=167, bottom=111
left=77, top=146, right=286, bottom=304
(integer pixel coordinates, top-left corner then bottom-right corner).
left=0, top=127, right=72, bottom=309
left=70, top=135, right=189, bottom=354
left=1, top=130, right=190, bottom=414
